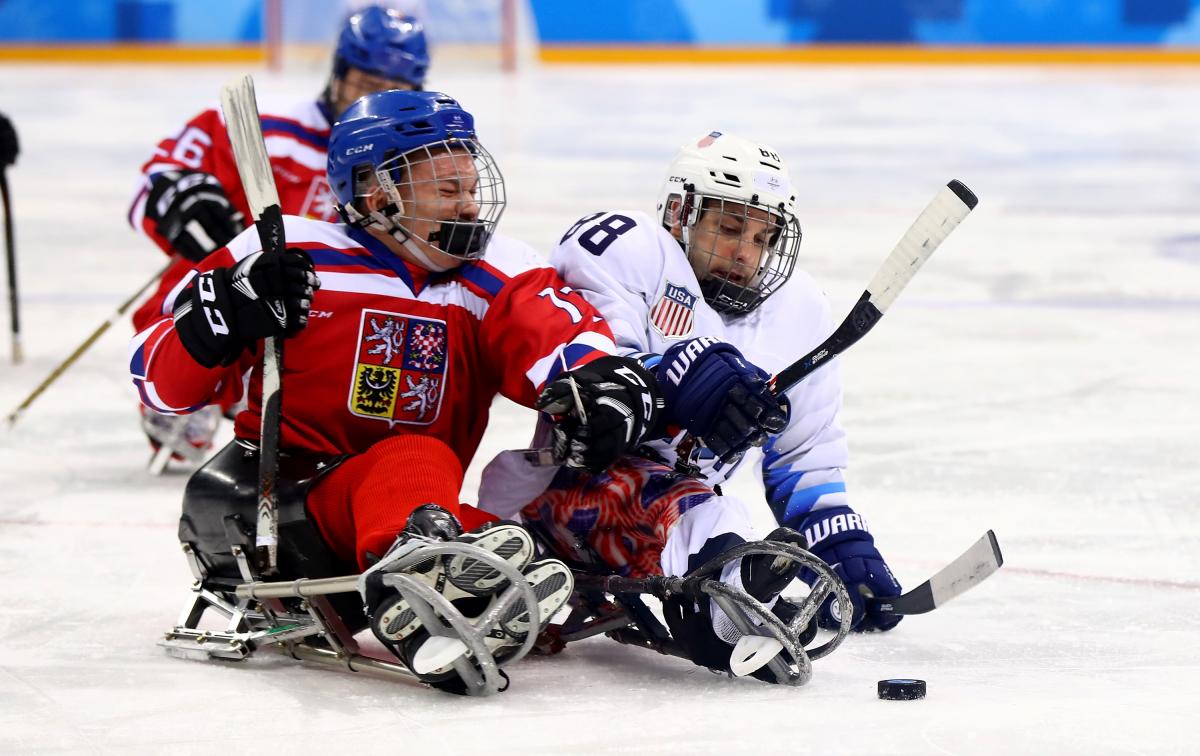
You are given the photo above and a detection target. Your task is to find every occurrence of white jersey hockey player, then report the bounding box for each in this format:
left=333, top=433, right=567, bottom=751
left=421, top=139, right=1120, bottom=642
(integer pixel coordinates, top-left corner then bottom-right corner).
left=482, top=131, right=902, bottom=642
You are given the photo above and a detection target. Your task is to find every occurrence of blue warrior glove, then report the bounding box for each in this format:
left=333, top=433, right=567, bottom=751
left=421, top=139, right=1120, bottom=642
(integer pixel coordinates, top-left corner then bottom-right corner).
left=795, top=505, right=902, bottom=632
left=655, top=337, right=788, bottom=463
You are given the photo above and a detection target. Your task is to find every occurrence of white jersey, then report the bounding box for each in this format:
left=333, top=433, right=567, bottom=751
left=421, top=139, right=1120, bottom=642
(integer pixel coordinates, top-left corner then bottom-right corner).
left=479, top=210, right=850, bottom=526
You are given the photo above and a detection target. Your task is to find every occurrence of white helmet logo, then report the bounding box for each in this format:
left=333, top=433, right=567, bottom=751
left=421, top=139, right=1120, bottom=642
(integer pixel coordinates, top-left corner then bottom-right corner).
left=754, top=170, right=790, bottom=197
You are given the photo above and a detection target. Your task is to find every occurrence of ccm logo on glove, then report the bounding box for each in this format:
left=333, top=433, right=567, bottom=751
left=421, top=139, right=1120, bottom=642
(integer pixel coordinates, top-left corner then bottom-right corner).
left=173, top=248, right=320, bottom=368
left=196, top=275, right=230, bottom=336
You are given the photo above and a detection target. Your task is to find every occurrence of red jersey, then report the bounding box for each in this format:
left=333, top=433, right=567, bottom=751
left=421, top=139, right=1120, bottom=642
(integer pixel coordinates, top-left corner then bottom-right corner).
left=127, top=97, right=338, bottom=342
left=129, top=98, right=339, bottom=255
left=129, top=217, right=617, bottom=471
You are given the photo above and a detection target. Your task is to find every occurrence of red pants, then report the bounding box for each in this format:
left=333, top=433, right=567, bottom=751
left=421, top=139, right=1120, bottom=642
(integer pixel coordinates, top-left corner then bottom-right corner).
left=306, top=434, right=496, bottom=570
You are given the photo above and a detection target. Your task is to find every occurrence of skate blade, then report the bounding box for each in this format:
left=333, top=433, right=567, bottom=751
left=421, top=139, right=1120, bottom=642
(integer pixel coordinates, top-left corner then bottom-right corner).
left=411, top=636, right=469, bottom=674
left=729, top=635, right=784, bottom=677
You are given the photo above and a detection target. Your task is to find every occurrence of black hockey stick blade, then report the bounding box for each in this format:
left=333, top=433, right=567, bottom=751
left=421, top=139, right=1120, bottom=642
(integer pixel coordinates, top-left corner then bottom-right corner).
left=769, top=180, right=977, bottom=396
left=868, top=530, right=1003, bottom=616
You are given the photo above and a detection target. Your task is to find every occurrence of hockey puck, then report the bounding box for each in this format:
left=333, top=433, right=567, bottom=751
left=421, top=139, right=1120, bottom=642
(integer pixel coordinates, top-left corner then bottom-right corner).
left=878, top=679, right=926, bottom=700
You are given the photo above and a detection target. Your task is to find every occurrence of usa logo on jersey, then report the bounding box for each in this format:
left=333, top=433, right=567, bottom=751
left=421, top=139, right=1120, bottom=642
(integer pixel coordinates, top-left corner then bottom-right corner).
left=650, top=283, right=697, bottom=339
left=349, top=309, right=448, bottom=426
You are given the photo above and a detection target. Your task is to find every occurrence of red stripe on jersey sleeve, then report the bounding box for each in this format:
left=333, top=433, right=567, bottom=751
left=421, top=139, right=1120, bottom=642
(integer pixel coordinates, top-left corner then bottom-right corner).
left=477, top=266, right=615, bottom=407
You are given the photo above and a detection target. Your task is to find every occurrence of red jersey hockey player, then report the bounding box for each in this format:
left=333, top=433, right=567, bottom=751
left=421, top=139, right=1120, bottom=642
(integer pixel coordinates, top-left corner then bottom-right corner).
left=129, top=6, right=430, bottom=467
left=130, top=90, right=665, bottom=694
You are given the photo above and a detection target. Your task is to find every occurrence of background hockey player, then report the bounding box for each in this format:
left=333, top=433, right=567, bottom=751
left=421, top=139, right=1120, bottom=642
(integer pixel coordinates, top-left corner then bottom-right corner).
left=129, top=89, right=669, bottom=694
left=484, top=132, right=903, bottom=663
left=128, top=5, right=430, bottom=468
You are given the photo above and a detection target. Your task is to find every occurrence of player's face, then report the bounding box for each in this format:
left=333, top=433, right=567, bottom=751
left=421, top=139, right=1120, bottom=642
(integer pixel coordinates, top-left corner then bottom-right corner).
left=396, top=149, right=482, bottom=269
left=331, top=67, right=417, bottom=117
left=687, top=201, right=778, bottom=286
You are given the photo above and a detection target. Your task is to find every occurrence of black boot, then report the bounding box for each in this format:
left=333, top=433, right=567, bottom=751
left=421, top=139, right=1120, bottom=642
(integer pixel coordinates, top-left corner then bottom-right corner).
left=740, top=527, right=808, bottom=602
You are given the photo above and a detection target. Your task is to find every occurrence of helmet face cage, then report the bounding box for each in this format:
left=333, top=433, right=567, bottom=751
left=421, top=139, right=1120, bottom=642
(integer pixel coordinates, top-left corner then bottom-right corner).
left=668, top=190, right=801, bottom=315
left=344, top=138, right=506, bottom=263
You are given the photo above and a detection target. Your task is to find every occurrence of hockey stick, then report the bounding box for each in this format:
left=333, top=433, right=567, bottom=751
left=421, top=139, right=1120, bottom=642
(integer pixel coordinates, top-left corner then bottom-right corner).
left=768, top=179, right=978, bottom=396
left=868, top=530, right=1004, bottom=616
left=527, top=180, right=980, bottom=471
left=669, top=180, right=978, bottom=474
left=730, top=530, right=1003, bottom=677
left=4, top=260, right=171, bottom=429
left=221, top=74, right=287, bottom=576
left=1, top=169, right=19, bottom=364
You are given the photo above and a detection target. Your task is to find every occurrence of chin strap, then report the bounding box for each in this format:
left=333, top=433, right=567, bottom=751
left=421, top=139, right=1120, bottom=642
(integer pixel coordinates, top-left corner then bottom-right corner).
left=353, top=203, right=458, bottom=272
left=401, top=236, right=456, bottom=272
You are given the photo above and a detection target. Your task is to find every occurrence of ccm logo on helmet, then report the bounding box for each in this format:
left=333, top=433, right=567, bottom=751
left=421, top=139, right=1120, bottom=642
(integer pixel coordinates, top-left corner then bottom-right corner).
left=345, top=143, right=374, bottom=155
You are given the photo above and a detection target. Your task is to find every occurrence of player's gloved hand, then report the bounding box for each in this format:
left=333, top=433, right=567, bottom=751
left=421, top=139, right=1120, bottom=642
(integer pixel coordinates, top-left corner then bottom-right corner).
left=537, top=355, right=664, bottom=474
left=145, top=169, right=245, bottom=262
left=0, top=112, right=18, bottom=167
left=173, top=248, right=320, bottom=368
left=655, top=337, right=788, bottom=462
left=795, top=505, right=902, bottom=632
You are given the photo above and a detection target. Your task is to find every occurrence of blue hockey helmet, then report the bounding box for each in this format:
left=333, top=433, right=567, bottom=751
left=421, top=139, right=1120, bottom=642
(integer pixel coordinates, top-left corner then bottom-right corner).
left=334, top=6, right=429, bottom=88
left=327, top=90, right=506, bottom=267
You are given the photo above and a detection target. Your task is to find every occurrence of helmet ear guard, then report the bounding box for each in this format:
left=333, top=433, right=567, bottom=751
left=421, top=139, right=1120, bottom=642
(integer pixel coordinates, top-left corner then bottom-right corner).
left=660, top=186, right=704, bottom=252
left=337, top=161, right=410, bottom=244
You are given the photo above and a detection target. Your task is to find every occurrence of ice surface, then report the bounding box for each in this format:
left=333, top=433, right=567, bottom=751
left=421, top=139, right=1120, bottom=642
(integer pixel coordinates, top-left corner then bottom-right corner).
left=1, top=62, right=1198, bottom=755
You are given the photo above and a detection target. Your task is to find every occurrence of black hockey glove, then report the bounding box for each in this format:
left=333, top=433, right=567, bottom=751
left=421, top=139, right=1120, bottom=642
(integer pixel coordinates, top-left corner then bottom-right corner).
left=145, top=169, right=245, bottom=262
left=656, top=337, right=788, bottom=463
left=173, top=248, right=320, bottom=368
left=0, top=112, right=18, bottom=167
left=537, top=355, right=664, bottom=474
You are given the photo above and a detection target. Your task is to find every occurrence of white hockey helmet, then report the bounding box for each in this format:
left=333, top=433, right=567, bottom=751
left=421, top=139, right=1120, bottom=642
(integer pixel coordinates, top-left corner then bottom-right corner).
left=656, top=131, right=801, bottom=315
